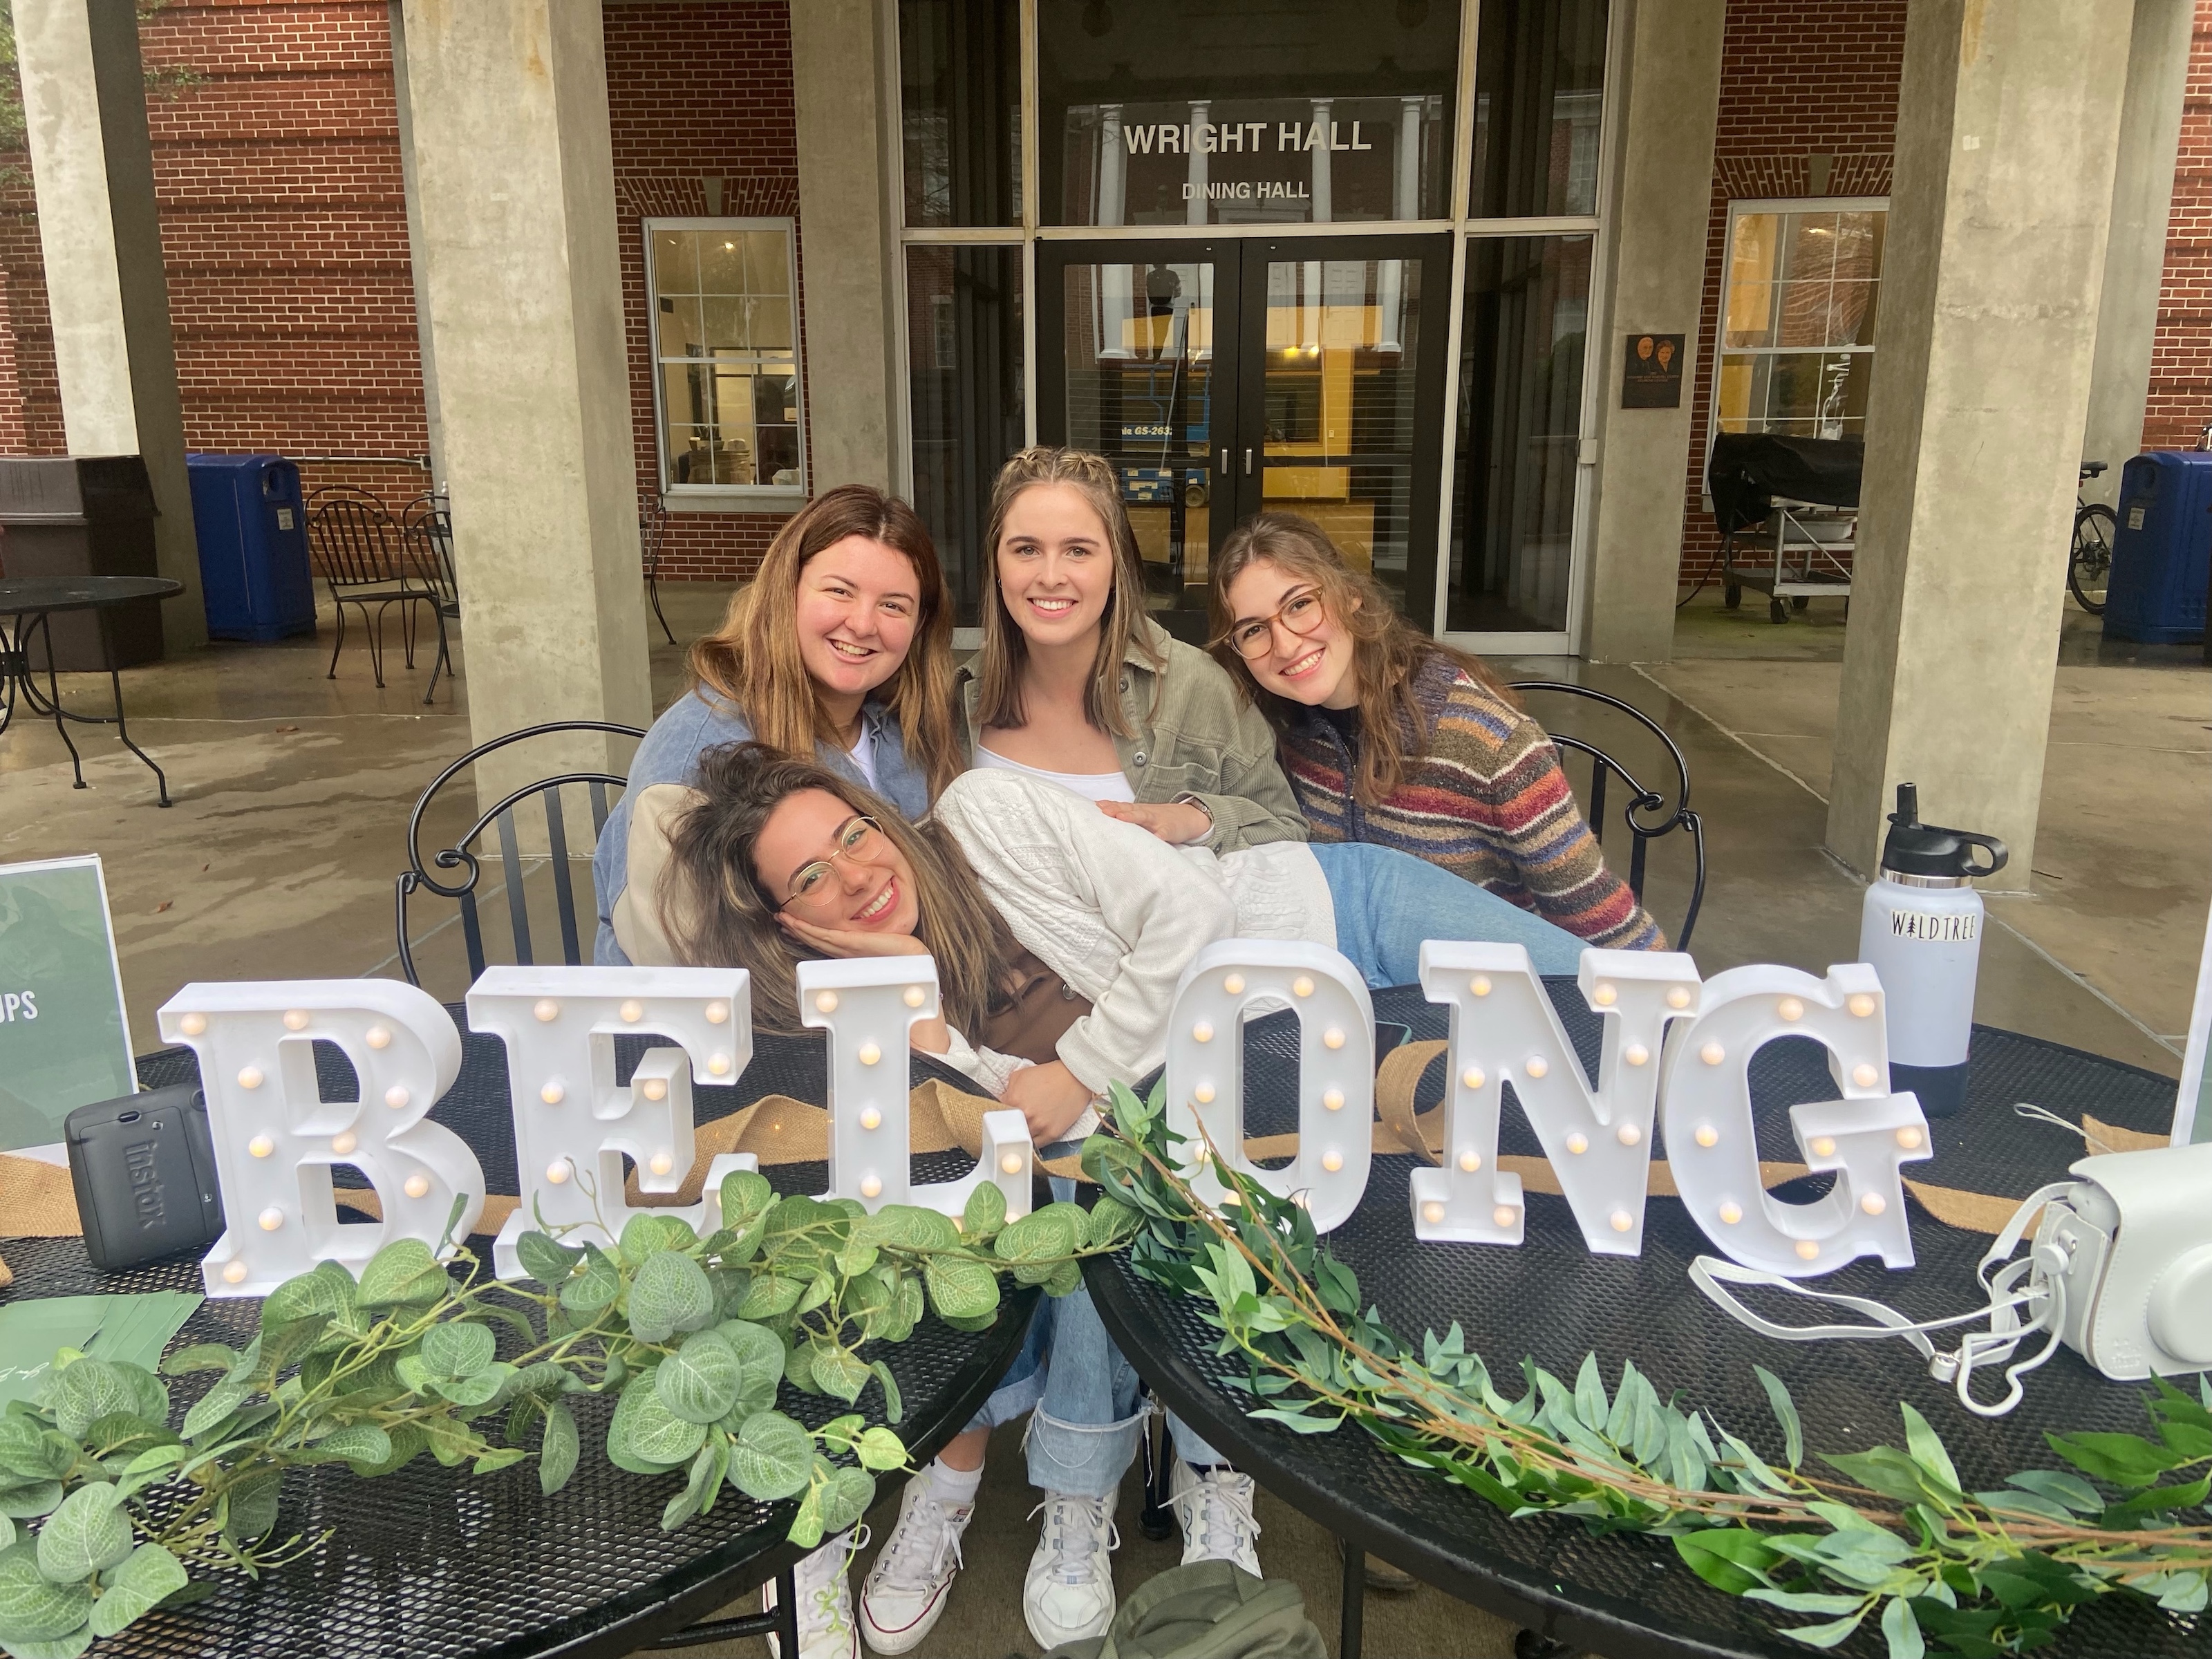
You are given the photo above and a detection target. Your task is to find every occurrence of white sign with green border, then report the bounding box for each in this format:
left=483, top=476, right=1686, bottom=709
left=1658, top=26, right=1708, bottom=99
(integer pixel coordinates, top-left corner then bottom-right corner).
left=0, top=853, right=135, bottom=1152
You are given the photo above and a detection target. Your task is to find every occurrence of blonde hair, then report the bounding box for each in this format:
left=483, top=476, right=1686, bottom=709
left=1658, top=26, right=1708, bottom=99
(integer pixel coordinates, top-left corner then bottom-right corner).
left=973, top=447, right=1162, bottom=736
left=1208, top=512, right=1515, bottom=803
left=688, top=485, right=962, bottom=800
left=657, top=743, right=1020, bottom=1037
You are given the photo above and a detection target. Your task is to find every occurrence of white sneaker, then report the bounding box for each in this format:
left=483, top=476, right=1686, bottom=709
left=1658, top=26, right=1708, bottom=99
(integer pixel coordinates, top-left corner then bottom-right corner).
left=859, top=1478, right=974, bottom=1654
left=1169, top=1462, right=1262, bottom=1577
left=764, top=1528, right=865, bottom=1659
left=1022, top=1492, right=1120, bottom=1649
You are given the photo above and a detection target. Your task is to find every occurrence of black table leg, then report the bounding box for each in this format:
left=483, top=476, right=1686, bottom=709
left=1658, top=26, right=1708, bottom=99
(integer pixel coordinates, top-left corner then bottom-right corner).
left=12, top=609, right=170, bottom=805
left=1338, top=1533, right=1364, bottom=1659
left=31, top=612, right=87, bottom=788
left=771, top=1562, right=800, bottom=1657
left=100, top=634, right=169, bottom=806
left=641, top=1560, right=803, bottom=1652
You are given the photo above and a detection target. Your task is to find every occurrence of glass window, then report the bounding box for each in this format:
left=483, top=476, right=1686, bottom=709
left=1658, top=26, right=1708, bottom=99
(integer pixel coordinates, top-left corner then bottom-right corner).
left=1715, top=203, right=1886, bottom=440
left=906, top=245, right=1024, bottom=625
left=1057, top=258, right=1221, bottom=621
left=1038, top=0, right=1459, bottom=227
left=649, top=221, right=804, bottom=495
left=1470, top=0, right=1608, bottom=219
left=900, top=0, right=1022, bottom=228
left=1257, top=257, right=1427, bottom=620
left=1447, top=234, right=1590, bottom=632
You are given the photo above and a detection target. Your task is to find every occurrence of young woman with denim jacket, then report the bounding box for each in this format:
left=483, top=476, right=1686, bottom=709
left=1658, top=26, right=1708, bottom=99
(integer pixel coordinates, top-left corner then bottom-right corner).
left=590, top=485, right=964, bottom=968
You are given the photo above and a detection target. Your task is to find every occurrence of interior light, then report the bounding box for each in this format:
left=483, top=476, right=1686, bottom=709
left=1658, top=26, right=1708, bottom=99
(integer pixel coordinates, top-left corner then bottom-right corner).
left=724, top=241, right=736, bottom=250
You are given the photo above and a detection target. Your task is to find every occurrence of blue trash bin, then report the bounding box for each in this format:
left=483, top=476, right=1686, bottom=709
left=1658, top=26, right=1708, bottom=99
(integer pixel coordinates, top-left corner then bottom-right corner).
left=186, top=453, right=316, bottom=643
left=2103, top=451, right=2212, bottom=644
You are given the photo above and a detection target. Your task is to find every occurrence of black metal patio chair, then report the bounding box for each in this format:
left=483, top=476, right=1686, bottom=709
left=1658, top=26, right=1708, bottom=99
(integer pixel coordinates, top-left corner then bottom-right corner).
left=307, top=487, right=431, bottom=689
left=1508, top=679, right=1707, bottom=951
left=641, top=492, right=675, bottom=646
left=401, top=491, right=460, bottom=704
left=394, top=720, right=646, bottom=989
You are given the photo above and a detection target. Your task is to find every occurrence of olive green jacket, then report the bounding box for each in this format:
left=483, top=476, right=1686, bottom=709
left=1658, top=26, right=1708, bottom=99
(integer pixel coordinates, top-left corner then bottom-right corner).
left=958, top=617, right=1309, bottom=852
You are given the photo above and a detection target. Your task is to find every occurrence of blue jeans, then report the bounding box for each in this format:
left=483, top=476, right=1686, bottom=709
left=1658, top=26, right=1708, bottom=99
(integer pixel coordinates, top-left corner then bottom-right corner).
left=1313, top=840, right=1585, bottom=981
left=964, top=1178, right=1224, bottom=1498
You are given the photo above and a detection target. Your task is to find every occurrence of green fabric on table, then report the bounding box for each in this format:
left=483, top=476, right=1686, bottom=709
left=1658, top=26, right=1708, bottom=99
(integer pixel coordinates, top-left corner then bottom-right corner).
left=0, top=1290, right=203, bottom=1408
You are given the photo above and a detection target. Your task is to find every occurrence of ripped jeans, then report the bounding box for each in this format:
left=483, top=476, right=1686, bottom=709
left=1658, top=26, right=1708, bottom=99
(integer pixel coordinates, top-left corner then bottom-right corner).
left=962, top=1177, right=1223, bottom=1499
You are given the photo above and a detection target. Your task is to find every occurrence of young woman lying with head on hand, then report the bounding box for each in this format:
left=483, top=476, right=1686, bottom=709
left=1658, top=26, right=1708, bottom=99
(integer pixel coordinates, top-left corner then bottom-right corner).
left=590, top=484, right=962, bottom=966
left=1210, top=512, right=1666, bottom=951
left=613, top=740, right=1590, bottom=1655
left=619, top=743, right=1590, bottom=1137
left=966, top=445, right=1307, bottom=851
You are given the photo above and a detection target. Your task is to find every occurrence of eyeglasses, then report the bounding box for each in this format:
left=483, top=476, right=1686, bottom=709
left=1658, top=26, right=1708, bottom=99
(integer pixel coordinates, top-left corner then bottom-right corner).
left=783, top=815, right=888, bottom=906
left=1218, top=587, right=1327, bottom=660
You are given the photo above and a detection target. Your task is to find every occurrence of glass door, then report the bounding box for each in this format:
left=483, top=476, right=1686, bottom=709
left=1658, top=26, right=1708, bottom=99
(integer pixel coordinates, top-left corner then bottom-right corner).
left=1038, top=234, right=1451, bottom=637
left=1036, top=241, right=1239, bottom=640
left=1232, top=236, right=1452, bottom=626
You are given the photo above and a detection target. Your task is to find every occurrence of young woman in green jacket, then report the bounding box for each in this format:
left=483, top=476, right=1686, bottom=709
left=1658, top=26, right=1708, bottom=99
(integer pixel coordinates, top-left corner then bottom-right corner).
left=960, top=445, right=1308, bottom=853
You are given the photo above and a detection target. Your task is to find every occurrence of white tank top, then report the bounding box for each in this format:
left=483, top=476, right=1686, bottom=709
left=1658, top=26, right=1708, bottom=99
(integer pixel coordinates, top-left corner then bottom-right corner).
left=971, top=744, right=1135, bottom=805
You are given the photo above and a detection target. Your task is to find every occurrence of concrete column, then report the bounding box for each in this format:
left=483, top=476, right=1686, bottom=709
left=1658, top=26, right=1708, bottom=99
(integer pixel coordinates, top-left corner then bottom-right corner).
left=15, top=0, right=204, bottom=650
left=1098, top=105, right=1133, bottom=359
left=1826, top=0, right=2133, bottom=888
left=386, top=0, right=447, bottom=494
left=1579, top=0, right=1725, bottom=664
left=397, top=0, right=649, bottom=796
left=2082, top=0, right=2194, bottom=503
left=791, top=0, right=899, bottom=491
left=1186, top=100, right=1210, bottom=225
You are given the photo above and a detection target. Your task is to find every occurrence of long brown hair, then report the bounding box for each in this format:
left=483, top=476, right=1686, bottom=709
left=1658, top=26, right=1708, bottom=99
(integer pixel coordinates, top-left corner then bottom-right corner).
left=688, top=485, right=962, bottom=800
left=1208, top=512, right=1517, bottom=803
left=656, top=742, right=1020, bottom=1037
left=973, top=447, right=1163, bottom=735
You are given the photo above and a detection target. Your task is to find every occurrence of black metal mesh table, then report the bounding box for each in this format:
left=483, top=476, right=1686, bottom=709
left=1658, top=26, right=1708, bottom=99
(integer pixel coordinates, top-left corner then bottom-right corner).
left=1087, top=982, right=2199, bottom=1659
left=2, top=1009, right=1036, bottom=1659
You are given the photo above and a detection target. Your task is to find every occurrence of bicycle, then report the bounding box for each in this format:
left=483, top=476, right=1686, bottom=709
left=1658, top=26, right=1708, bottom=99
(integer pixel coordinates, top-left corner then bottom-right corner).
left=2068, top=460, right=2117, bottom=615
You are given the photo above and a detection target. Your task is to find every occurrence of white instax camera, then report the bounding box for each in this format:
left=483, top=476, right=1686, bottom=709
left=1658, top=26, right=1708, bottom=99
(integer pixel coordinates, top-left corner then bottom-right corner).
left=1694, top=1139, right=2212, bottom=1415
left=2036, top=1139, right=2212, bottom=1380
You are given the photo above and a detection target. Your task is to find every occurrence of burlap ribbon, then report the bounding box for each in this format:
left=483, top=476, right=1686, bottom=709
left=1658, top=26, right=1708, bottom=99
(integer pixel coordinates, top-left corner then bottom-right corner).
left=0, top=1088, right=2171, bottom=1282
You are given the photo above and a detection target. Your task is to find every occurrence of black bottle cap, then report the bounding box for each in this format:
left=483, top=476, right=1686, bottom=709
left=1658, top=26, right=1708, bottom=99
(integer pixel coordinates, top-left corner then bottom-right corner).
left=1879, top=782, right=2009, bottom=880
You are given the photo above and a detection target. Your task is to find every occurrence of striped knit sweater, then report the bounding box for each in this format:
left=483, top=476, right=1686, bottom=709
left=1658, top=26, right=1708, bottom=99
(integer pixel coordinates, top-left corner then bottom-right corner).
left=1278, top=652, right=1666, bottom=950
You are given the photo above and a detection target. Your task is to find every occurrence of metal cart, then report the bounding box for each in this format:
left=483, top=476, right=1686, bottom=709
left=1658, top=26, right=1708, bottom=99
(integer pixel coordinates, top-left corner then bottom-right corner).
left=1707, top=433, right=1864, bottom=623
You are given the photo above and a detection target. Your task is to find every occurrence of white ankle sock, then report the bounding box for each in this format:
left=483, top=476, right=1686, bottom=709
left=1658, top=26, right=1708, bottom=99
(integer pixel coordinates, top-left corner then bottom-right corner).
left=926, top=1458, right=983, bottom=1506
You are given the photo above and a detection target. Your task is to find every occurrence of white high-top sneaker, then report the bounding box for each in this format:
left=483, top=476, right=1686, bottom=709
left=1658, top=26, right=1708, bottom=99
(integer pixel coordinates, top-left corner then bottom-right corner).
left=859, top=1477, right=975, bottom=1654
left=763, top=1528, right=865, bottom=1659
left=1169, top=1462, right=1262, bottom=1577
left=1022, top=1492, right=1120, bottom=1649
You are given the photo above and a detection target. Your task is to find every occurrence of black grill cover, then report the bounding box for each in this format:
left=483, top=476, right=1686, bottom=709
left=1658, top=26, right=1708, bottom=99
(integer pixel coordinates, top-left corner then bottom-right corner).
left=1707, top=433, right=1864, bottom=534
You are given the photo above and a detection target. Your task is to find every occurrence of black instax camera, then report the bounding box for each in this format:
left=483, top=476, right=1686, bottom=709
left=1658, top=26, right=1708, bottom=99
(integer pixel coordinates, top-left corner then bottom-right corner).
left=64, top=1083, right=225, bottom=1272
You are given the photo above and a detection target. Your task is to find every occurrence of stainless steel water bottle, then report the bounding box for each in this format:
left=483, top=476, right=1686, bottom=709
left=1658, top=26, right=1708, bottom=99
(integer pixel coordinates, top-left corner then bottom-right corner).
left=1856, top=784, right=2009, bottom=1117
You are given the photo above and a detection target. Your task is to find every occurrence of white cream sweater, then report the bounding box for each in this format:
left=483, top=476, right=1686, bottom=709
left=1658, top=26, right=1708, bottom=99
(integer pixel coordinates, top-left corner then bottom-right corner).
left=616, top=767, right=1335, bottom=1098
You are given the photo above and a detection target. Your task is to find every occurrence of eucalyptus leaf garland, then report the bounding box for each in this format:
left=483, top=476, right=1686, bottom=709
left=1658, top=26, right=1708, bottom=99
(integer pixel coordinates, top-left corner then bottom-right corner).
left=0, top=1167, right=1135, bottom=1657
left=1082, top=1079, right=2212, bottom=1659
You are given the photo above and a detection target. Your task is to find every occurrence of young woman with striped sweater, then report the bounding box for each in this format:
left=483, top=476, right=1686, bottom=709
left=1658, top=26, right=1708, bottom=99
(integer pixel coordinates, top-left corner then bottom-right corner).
left=1208, top=513, right=1666, bottom=952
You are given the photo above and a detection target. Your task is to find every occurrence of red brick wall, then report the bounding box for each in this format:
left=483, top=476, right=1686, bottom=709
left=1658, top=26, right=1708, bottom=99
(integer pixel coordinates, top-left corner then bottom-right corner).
left=144, top=0, right=431, bottom=507
left=606, top=0, right=803, bottom=585
left=2144, top=0, right=2212, bottom=449
left=1676, top=0, right=1908, bottom=585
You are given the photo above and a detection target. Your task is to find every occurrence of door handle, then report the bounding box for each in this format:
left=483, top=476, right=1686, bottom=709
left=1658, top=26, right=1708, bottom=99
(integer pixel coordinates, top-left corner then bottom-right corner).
left=1218, top=448, right=1226, bottom=476
left=1244, top=448, right=1253, bottom=476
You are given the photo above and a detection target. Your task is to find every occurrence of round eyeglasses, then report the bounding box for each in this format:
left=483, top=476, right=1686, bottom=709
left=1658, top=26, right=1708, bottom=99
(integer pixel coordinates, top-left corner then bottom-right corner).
left=1218, top=586, right=1328, bottom=660
left=784, top=815, right=888, bottom=907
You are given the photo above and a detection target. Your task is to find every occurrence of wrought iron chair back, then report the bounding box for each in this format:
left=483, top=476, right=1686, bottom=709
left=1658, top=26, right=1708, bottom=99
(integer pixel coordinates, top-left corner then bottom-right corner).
left=306, top=491, right=409, bottom=588
left=1507, top=680, right=1707, bottom=950
left=395, top=720, right=646, bottom=988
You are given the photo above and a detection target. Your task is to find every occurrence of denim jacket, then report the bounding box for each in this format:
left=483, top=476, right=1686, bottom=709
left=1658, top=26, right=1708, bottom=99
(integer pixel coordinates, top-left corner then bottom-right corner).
left=591, top=688, right=930, bottom=964
left=959, top=616, right=1307, bottom=852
